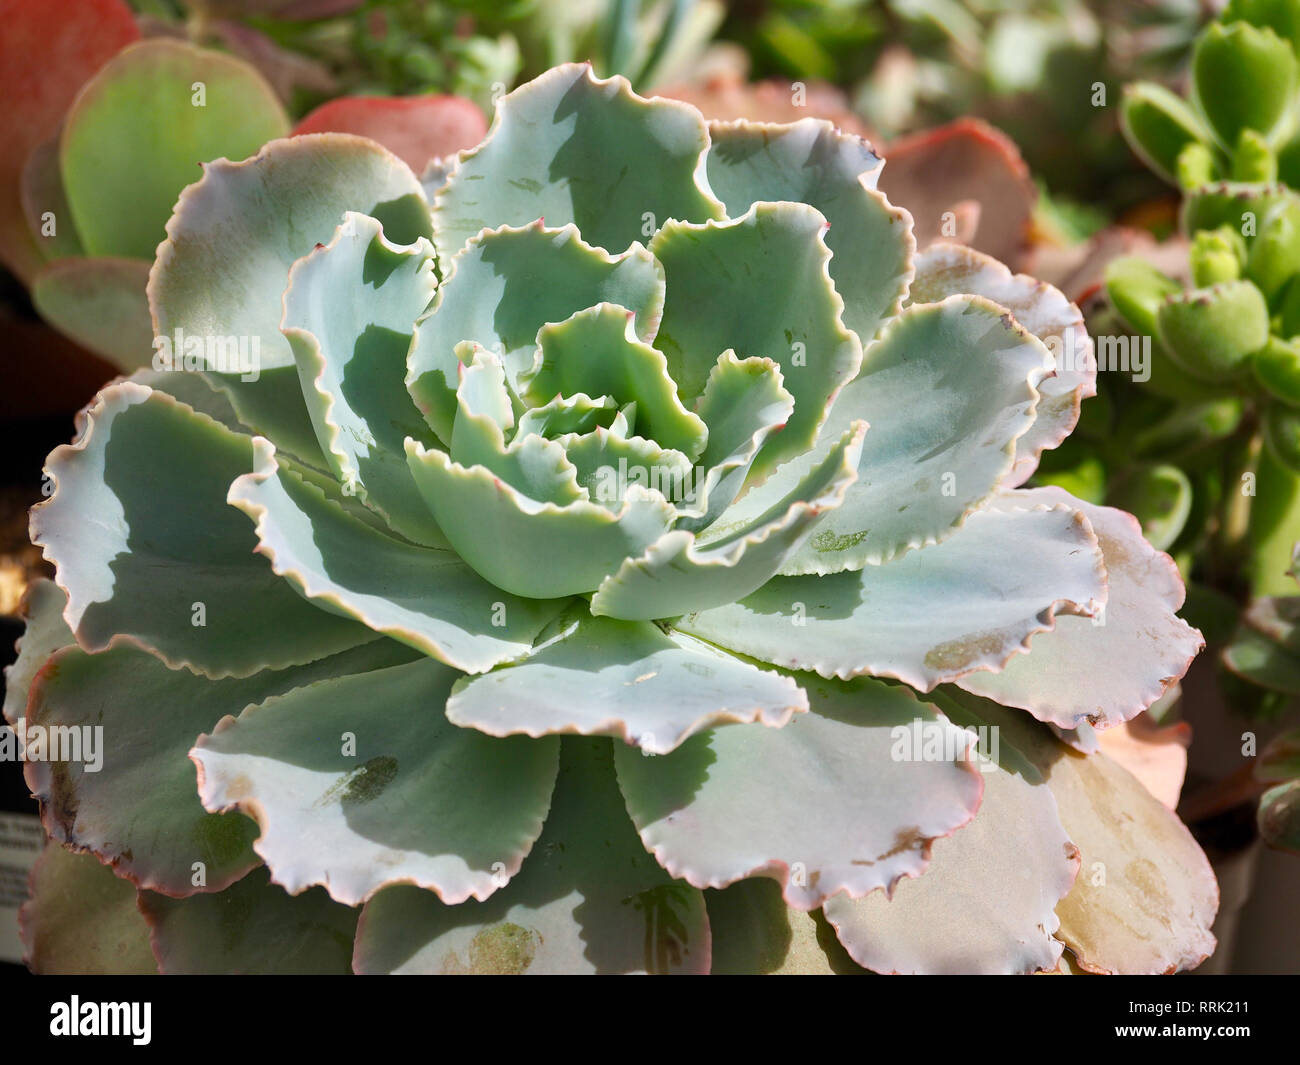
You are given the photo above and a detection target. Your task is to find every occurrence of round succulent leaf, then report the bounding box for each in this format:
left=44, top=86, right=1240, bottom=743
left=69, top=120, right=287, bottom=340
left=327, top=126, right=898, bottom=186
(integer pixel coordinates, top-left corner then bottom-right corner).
left=149, top=132, right=430, bottom=379
left=406, top=438, right=677, bottom=599
left=20, top=843, right=157, bottom=975
left=1181, top=180, right=1295, bottom=236
left=354, top=738, right=711, bottom=974
left=20, top=136, right=84, bottom=261
left=446, top=613, right=806, bottom=753
left=948, top=691, right=1218, bottom=974
left=956, top=488, right=1205, bottom=730
left=705, top=119, right=911, bottom=346
left=1157, top=280, right=1270, bottom=382
left=1192, top=20, right=1297, bottom=148
left=3, top=579, right=73, bottom=729
left=1104, top=464, right=1192, bottom=551
left=192, top=657, right=560, bottom=906
left=282, top=211, right=446, bottom=545
left=1104, top=255, right=1188, bottom=339
left=1253, top=335, right=1300, bottom=406
left=1120, top=81, right=1214, bottom=187
left=825, top=692, right=1078, bottom=975
left=408, top=222, right=665, bottom=442
left=1225, top=0, right=1300, bottom=53
left=61, top=40, right=290, bottom=260
left=1245, top=196, right=1300, bottom=299
left=706, top=879, right=869, bottom=974
left=139, top=866, right=358, bottom=974
left=589, top=421, right=866, bottom=621
left=525, top=304, right=708, bottom=458
left=733, top=296, right=1053, bottom=576
left=614, top=675, right=983, bottom=909
left=227, top=438, right=569, bottom=673
left=31, top=257, right=153, bottom=370
left=292, top=94, right=488, bottom=174
left=1259, top=779, right=1300, bottom=853
left=678, top=501, right=1104, bottom=690
left=649, top=201, right=862, bottom=480
left=31, top=382, right=378, bottom=677
left=0, top=0, right=138, bottom=282
left=909, top=242, right=1096, bottom=487
left=432, top=63, right=723, bottom=262
left=25, top=636, right=415, bottom=896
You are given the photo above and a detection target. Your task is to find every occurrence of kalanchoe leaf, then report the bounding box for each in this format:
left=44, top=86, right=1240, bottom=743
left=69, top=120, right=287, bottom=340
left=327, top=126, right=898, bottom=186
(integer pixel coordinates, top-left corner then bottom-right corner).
left=228, top=438, right=569, bottom=671
left=1105, top=464, right=1194, bottom=551
left=1264, top=400, right=1300, bottom=471
left=446, top=613, right=807, bottom=753
left=1253, top=336, right=1300, bottom=405
left=283, top=212, right=446, bottom=546
left=139, top=867, right=358, bottom=975
left=61, top=40, right=289, bottom=260
left=740, top=296, right=1052, bottom=576
left=679, top=501, right=1104, bottom=691
left=1156, top=280, right=1270, bottom=381
left=825, top=692, right=1078, bottom=975
left=1234, top=128, right=1281, bottom=181
left=192, top=658, right=560, bottom=906
left=26, top=634, right=417, bottom=897
left=704, top=118, right=912, bottom=345
left=1120, top=81, right=1215, bottom=187
left=956, top=489, right=1204, bottom=730
left=1181, top=181, right=1295, bottom=236
left=1105, top=255, right=1184, bottom=338
left=674, top=352, right=795, bottom=533
left=1245, top=196, right=1300, bottom=299
left=32, top=383, right=379, bottom=677
left=30, top=258, right=154, bottom=371
left=614, top=676, right=983, bottom=910
left=649, top=201, right=863, bottom=480
left=1189, top=227, right=1246, bottom=285
left=3, top=579, right=73, bottom=729
left=908, top=243, right=1096, bottom=488
left=354, top=738, right=711, bottom=974
left=20, top=844, right=157, bottom=975
left=1178, top=141, right=1220, bottom=189
left=407, top=222, right=665, bottom=442
left=946, top=692, right=1218, bottom=975
left=525, top=304, right=708, bottom=459
left=433, top=63, right=724, bottom=262
left=1192, top=20, right=1298, bottom=148
left=589, top=422, right=866, bottom=621
left=1259, top=780, right=1300, bottom=853
left=1224, top=0, right=1300, bottom=53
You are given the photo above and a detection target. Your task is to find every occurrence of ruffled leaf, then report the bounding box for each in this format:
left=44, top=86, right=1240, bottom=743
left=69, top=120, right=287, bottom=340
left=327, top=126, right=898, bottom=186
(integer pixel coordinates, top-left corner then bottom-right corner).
left=614, top=676, right=983, bottom=909
left=228, top=438, right=569, bottom=672
left=446, top=612, right=806, bottom=753
left=649, top=201, right=862, bottom=479
left=192, top=657, right=559, bottom=906
left=956, top=488, right=1204, bottom=729
left=3, top=579, right=73, bottom=729
left=433, top=63, right=722, bottom=261
left=354, top=738, right=711, bottom=974
left=705, top=119, right=911, bottom=345
left=32, top=382, right=377, bottom=677
left=678, top=501, right=1104, bottom=690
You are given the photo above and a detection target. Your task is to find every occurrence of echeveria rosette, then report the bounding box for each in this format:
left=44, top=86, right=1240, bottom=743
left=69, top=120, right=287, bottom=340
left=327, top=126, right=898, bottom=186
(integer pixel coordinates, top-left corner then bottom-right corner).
left=9, top=64, right=1215, bottom=975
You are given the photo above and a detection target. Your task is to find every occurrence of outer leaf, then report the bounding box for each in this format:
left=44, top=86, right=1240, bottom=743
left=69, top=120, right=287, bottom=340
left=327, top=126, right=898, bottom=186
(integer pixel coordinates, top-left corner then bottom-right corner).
left=950, top=693, right=1218, bottom=975
left=139, top=867, right=358, bottom=974
left=354, top=738, right=711, bottom=974
left=590, top=422, right=866, bottom=620
left=228, top=438, right=568, bottom=673
left=3, top=579, right=73, bottom=728
left=283, top=211, right=445, bottom=545
left=192, top=658, right=559, bottom=906
left=825, top=692, right=1078, bottom=975
left=678, top=502, right=1104, bottom=691
left=31, top=382, right=377, bottom=677
left=19, top=843, right=156, bottom=975
left=649, top=202, right=862, bottom=478
left=705, top=118, right=912, bottom=345
left=433, top=63, right=723, bottom=261
left=614, top=676, right=983, bottom=910
left=24, top=636, right=415, bottom=896
left=406, top=438, right=677, bottom=599
left=909, top=242, right=1097, bottom=487
left=446, top=613, right=807, bottom=753
left=956, top=488, right=1204, bottom=729
left=407, top=221, right=664, bottom=442
left=60, top=40, right=289, bottom=259
left=31, top=257, right=153, bottom=370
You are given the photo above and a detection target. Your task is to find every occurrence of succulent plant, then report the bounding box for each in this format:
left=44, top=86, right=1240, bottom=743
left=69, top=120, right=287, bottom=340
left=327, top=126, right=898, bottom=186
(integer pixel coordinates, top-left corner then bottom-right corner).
left=9, top=64, right=1215, bottom=975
